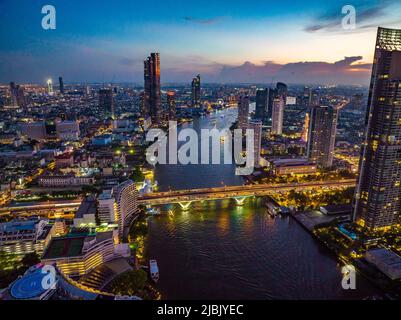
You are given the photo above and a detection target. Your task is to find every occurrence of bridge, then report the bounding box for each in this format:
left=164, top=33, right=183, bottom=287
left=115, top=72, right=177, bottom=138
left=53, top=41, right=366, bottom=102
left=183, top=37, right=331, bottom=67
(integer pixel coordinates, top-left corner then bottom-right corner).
left=138, top=179, right=356, bottom=209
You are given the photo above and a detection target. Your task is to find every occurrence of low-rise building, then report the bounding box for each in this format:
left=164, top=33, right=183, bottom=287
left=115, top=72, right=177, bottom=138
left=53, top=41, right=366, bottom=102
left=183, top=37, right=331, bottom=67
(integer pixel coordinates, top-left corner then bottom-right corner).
left=0, top=218, right=53, bottom=257
left=73, top=195, right=97, bottom=228
left=42, top=230, right=117, bottom=277
left=365, top=248, right=401, bottom=280
left=271, top=158, right=317, bottom=176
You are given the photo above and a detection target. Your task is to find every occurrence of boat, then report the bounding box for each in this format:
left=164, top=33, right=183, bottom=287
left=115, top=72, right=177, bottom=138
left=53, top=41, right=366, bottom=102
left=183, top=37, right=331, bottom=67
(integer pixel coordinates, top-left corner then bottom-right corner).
left=149, top=259, right=159, bottom=283
left=147, top=207, right=161, bottom=215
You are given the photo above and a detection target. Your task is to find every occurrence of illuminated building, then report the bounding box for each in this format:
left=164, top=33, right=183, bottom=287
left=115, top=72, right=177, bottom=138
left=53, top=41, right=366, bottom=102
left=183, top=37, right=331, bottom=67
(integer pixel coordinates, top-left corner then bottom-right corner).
left=97, top=189, right=117, bottom=224
left=271, top=96, right=284, bottom=135
left=42, top=230, right=116, bottom=277
left=301, top=113, right=310, bottom=142
left=56, top=120, right=80, bottom=141
left=38, top=175, right=95, bottom=187
left=73, top=195, right=97, bottom=228
left=307, top=105, right=338, bottom=168
left=144, top=53, right=161, bottom=123
left=0, top=218, right=53, bottom=258
left=167, top=91, right=176, bottom=120
left=59, top=76, right=64, bottom=94
left=238, top=95, right=250, bottom=131
left=271, top=158, right=317, bottom=176
left=47, top=79, right=53, bottom=95
left=354, top=27, right=401, bottom=230
left=114, top=180, right=139, bottom=241
left=99, top=89, right=114, bottom=119
left=191, top=74, right=201, bottom=106
left=249, top=120, right=262, bottom=167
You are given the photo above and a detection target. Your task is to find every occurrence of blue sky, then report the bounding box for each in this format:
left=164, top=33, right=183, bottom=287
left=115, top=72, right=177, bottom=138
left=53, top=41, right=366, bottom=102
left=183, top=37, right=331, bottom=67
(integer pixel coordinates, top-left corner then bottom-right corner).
left=1, top=0, right=401, bottom=84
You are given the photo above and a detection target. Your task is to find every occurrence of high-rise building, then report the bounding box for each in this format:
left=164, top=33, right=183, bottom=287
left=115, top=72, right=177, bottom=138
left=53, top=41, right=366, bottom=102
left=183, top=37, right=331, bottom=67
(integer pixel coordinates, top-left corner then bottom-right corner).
left=114, top=180, right=139, bottom=241
left=167, top=91, right=176, bottom=120
left=9, top=82, right=26, bottom=107
left=271, top=96, right=284, bottom=135
left=47, top=79, right=53, bottom=95
left=276, top=82, right=288, bottom=101
left=191, top=74, right=201, bottom=107
left=255, top=89, right=268, bottom=121
left=99, top=89, right=114, bottom=119
left=238, top=95, right=250, bottom=131
left=97, top=189, right=116, bottom=224
left=59, top=76, right=64, bottom=94
left=306, top=105, right=338, bottom=168
left=144, top=53, right=161, bottom=123
left=301, top=113, right=310, bottom=142
left=354, top=27, right=401, bottom=230
left=249, top=120, right=262, bottom=167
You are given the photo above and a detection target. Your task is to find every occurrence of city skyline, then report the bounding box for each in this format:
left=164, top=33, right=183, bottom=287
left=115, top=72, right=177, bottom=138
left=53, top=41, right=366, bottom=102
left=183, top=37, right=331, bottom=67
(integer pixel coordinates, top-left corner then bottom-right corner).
left=2, top=1, right=401, bottom=84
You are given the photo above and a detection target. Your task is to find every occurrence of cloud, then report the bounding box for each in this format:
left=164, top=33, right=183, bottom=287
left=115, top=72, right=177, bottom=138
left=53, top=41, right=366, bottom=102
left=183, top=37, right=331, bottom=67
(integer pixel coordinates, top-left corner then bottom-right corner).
left=183, top=16, right=223, bottom=25
left=215, top=56, right=372, bottom=85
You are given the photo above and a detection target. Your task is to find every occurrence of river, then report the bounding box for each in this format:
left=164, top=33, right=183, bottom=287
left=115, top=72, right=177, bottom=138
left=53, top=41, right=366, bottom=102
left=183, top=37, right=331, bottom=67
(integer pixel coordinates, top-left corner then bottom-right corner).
left=143, top=107, right=378, bottom=299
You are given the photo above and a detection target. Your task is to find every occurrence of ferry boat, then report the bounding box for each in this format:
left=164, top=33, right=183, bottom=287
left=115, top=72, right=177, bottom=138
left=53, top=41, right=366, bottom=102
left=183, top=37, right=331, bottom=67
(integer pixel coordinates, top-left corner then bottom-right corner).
left=149, top=259, right=159, bottom=283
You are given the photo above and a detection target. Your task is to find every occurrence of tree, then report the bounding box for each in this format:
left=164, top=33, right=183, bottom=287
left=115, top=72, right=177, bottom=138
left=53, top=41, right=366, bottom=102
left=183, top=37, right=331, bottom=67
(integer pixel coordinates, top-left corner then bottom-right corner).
left=110, top=269, right=148, bottom=296
left=21, top=252, right=40, bottom=269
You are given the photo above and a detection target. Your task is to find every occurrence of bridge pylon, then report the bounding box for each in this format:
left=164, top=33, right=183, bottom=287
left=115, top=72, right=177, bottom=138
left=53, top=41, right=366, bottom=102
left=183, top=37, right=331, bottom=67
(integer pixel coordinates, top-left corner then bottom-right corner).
left=233, top=196, right=248, bottom=206
left=178, top=201, right=192, bottom=210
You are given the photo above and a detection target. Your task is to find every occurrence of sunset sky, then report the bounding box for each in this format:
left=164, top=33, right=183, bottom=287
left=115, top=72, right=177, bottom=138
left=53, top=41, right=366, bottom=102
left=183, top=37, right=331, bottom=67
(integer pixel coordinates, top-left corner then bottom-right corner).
left=1, top=0, right=401, bottom=84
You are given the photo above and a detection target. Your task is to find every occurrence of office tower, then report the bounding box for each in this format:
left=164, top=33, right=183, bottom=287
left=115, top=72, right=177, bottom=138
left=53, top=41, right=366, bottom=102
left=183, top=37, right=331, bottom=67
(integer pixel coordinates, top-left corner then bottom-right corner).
left=276, top=82, right=288, bottom=101
left=302, top=86, right=312, bottom=108
left=249, top=120, right=262, bottom=167
left=99, top=88, right=114, bottom=118
left=255, top=89, right=268, bottom=121
left=271, top=96, right=284, bottom=135
left=238, top=95, right=250, bottom=131
left=59, top=77, right=64, bottom=94
left=47, top=79, right=53, bottom=95
left=9, top=82, right=26, bottom=107
left=306, top=105, right=338, bottom=168
left=144, top=53, right=161, bottom=123
left=191, top=74, right=201, bottom=106
left=114, top=180, right=139, bottom=241
left=301, top=113, right=310, bottom=142
left=354, top=27, right=401, bottom=230
left=310, top=88, right=321, bottom=106
left=167, top=91, right=176, bottom=120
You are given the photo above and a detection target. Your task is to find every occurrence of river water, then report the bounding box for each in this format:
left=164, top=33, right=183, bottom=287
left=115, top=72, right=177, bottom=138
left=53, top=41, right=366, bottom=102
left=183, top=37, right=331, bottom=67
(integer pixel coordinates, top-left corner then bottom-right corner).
left=144, top=107, right=378, bottom=299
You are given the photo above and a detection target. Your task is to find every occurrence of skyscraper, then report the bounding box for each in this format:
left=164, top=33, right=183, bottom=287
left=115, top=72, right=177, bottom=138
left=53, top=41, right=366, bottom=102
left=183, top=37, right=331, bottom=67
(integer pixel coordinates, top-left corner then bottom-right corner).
left=238, top=95, right=250, bottom=131
left=99, top=89, right=114, bottom=119
left=59, top=76, right=64, bottom=94
left=47, top=79, right=53, bottom=95
left=255, top=89, right=268, bottom=121
left=167, top=91, right=176, bottom=120
left=249, top=120, right=262, bottom=167
left=9, top=82, right=26, bottom=107
left=354, top=27, right=401, bottom=230
left=191, top=74, right=201, bottom=107
left=144, top=53, right=161, bottom=123
left=306, top=105, right=338, bottom=168
left=271, top=96, right=284, bottom=135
